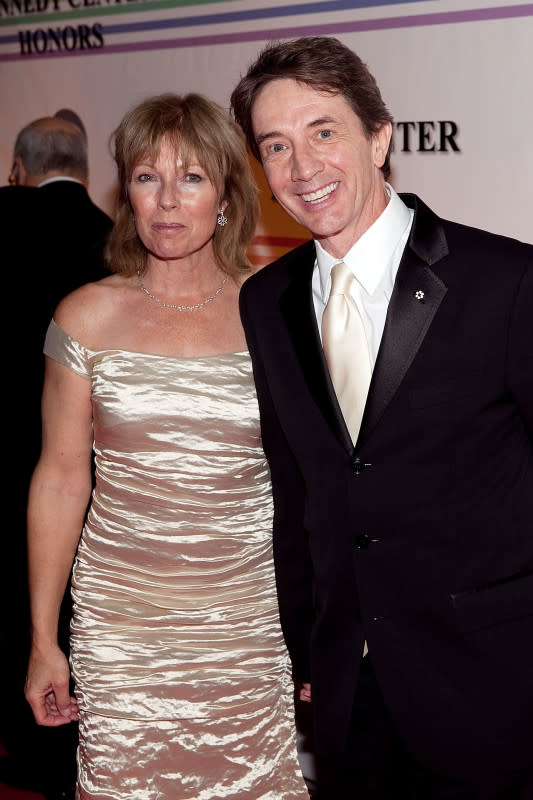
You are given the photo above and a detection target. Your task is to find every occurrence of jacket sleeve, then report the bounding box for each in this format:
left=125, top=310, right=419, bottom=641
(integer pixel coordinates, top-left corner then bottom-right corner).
left=507, top=251, right=533, bottom=437
left=240, top=282, right=314, bottom=683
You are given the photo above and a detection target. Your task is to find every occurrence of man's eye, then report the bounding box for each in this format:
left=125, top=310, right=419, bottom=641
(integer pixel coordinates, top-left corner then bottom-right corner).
left=270, top=143, right=286, bottom=153
left=318, top=129, right=332, bottom=140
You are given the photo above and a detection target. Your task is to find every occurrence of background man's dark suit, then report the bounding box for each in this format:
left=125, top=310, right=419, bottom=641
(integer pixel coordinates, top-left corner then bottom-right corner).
left=29, top=179, right=112, bottom=344
left=3, top=178, right=111, bottom=474
left=1, top=179, right=112, bottom=799
left=240, top=193, right=533, bottom=784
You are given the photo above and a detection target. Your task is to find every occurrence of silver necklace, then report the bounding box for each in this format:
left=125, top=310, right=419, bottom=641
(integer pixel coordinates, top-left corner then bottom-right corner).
left=137, top=268, right=228, bottom=311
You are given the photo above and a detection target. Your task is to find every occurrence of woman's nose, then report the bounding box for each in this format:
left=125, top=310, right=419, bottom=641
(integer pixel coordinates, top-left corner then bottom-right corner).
left=158, top=181, right=178, bottom=209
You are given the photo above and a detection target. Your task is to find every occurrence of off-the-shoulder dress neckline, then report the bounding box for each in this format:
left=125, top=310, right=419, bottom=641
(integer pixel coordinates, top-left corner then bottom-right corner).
left=50, top=319, right=249, bottom=361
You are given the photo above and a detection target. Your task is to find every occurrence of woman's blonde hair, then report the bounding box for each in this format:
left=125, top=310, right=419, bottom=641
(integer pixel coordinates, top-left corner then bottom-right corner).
left=106, top=93, right=259, bottom=276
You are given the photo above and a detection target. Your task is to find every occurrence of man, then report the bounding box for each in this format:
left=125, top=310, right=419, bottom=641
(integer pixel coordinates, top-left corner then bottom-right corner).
left=5, top=112, right=112, bottom=454
left=1, top=112, right=112, bottom=800
left=10, top=114, right=111, bottom=324
left=231, top=36, right=533, bottom=798
left=4, top=111, right=112, bottom=497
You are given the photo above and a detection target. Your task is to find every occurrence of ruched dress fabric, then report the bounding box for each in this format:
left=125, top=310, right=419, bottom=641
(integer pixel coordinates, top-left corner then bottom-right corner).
left=44, top=320, right=307, bottom=800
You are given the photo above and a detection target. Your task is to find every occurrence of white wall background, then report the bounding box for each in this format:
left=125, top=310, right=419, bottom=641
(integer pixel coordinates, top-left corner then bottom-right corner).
left=1, top=0, right=532, bottom=255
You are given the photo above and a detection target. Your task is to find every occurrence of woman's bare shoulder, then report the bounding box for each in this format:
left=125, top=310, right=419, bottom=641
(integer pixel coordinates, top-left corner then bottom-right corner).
left=53, top=274, right=135, bottom=346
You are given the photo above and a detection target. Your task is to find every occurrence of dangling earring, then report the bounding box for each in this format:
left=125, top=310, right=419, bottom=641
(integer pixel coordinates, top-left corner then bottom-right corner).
left=217, top=211, right=228, bottom=227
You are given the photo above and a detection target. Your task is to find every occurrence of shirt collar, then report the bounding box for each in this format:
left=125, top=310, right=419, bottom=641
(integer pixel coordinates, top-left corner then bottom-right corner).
left=37, top=176, right=84, bottom=188
left=315, top=183, right=412, bottom=300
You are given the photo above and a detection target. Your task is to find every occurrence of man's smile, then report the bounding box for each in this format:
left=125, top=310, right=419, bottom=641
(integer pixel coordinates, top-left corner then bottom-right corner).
left=301, top=181, right=339, bottom=204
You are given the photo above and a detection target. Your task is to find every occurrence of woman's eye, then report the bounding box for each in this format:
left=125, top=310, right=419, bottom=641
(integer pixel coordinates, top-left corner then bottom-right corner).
left=136, top=173, right=154, bottom=183
left=318, top=129, right=332, bottom=140
left=270, top=143, right=286, bottom=153
left=185, top=173, right=202, bottom=183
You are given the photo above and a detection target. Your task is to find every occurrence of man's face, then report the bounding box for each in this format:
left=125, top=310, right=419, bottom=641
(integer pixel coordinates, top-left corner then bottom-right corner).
left=251, top=78, right=391, bottom=258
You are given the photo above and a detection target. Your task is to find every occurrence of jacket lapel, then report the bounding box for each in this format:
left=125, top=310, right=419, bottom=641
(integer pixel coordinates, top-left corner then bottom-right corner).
left=279, top=242, right=352, bottom=448
left=358, top=194, right=449, bottom=444
left=277, top=195, right=450, bottom=449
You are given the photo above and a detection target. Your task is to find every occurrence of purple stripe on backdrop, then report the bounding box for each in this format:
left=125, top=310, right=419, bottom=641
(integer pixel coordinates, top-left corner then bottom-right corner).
left=0, top=0, right=426, bottom=43
left=102, top=0, right=429, bottom=36
left=1, top=3, right=532, bottom=61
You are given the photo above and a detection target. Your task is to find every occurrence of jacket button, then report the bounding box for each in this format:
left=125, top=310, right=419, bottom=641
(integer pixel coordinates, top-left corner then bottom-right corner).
left=352, top=457, right=364, bottom=474
left=355, top=533, right=371, bottom=550
left=352, top=456, right=371, bottom=475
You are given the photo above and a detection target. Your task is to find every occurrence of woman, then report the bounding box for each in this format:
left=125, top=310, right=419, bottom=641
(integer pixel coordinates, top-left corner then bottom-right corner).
left=24, top=93, right=308, bottom=800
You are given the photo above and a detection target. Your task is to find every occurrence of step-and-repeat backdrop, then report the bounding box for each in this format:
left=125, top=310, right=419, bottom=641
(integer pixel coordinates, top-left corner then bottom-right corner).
left=1, top=1, right=531, bottom=784
left=1, top=0, right=532, bottom=264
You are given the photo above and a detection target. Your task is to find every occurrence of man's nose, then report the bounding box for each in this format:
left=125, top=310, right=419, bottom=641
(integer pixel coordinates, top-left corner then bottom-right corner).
left=291, top=144, right=323, bottom=182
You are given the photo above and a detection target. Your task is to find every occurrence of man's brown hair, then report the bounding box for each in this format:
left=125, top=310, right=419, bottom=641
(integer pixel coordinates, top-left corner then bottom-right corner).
left=231, top=36, right=394, bottom=179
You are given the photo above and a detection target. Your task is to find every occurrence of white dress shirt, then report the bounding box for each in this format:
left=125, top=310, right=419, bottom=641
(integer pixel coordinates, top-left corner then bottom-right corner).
left=312, top=184, right=414, bottom=370
left=312, top=185, right=413, bottom=659
left=37, top=176, right=84, bottom=188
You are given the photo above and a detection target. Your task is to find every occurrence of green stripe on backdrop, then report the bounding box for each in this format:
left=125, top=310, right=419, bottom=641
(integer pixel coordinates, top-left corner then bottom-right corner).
left=0, top=0, right=231, bottom=28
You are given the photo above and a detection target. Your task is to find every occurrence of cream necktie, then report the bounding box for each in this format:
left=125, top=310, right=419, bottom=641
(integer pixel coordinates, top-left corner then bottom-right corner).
left=322, top=262, right=371, bottom=656
left=321, top=261, right=372, bottom=445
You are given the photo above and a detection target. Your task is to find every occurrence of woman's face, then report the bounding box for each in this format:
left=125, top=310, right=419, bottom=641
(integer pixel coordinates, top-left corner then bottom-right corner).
left=128, top=137, right=224, bottom=264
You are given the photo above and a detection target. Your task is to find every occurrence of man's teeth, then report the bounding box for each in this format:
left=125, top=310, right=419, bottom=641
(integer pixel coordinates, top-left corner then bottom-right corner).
left=302, top=182, right=339, bottom=204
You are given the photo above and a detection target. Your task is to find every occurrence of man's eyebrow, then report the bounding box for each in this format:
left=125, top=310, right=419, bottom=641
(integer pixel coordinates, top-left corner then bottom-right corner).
left=255, top=116, right=338, bottom=148
left=309, top=116, right=337, bottom=128
left=255, top=130, right=284, bottom=148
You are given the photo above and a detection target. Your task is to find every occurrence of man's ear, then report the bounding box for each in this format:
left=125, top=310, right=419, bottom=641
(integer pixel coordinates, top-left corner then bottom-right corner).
left=13, top=156, right=28, bottom=186
left=373, top=122, right=392, bottom=170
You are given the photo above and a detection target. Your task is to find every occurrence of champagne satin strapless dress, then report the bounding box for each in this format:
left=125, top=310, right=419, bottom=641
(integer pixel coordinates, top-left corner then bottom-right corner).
left=44, top=320, right=308, bottom=800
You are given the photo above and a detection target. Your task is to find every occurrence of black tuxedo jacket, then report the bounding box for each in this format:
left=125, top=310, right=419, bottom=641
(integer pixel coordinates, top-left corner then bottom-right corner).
left=240, top=194, right=533, bottom=780
left=3, top=180, right=112, bottom=463
left=1, top=181, right=111, bottom=789
left=33, top=180, right=112, bottom=324
left=3, top=180, right=112, bottom=343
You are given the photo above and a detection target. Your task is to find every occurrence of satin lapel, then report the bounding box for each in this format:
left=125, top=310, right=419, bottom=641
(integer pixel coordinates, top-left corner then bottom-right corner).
left=358, top=195, right=449, bottom=444
left=279, top=245, right=352, bottom=449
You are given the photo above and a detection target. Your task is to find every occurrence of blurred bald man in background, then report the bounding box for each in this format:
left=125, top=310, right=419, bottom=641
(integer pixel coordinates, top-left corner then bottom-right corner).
left=1, top=111, right=112, bottom=800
